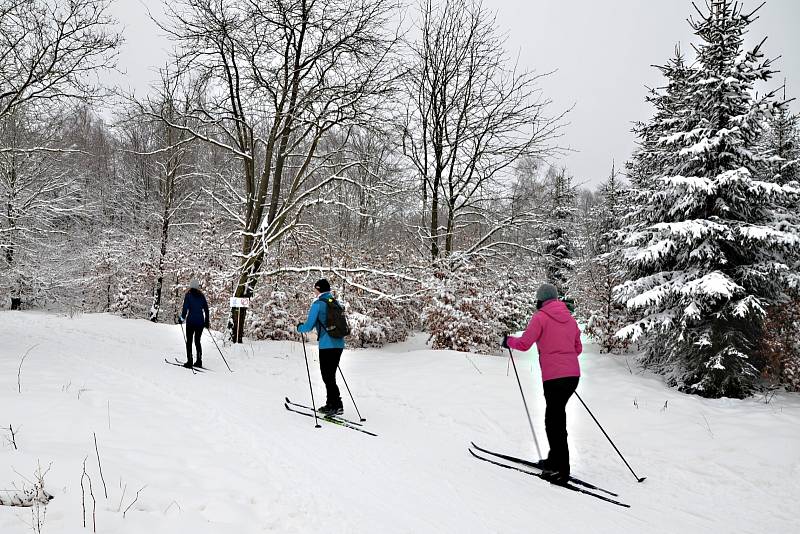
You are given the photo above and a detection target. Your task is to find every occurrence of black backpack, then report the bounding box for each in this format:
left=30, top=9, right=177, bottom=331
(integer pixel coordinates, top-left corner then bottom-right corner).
left=320, top=296, right=351, bottom=339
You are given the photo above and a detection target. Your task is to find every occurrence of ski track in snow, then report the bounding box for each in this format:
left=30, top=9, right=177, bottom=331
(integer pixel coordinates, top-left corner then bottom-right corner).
left=1, top=311, right=799, bottom=533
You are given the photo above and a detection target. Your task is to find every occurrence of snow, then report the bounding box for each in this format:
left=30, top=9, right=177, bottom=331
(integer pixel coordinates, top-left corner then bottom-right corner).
left=2, top=311, right=799, bottom=533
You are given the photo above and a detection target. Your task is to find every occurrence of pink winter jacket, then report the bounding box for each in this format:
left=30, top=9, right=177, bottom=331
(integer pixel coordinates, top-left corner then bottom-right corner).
left=507, top=300, right=582, bottom=381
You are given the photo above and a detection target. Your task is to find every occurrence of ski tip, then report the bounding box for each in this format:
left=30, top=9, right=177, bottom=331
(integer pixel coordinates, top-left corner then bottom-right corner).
left=285, top=396, right=291, bottom=403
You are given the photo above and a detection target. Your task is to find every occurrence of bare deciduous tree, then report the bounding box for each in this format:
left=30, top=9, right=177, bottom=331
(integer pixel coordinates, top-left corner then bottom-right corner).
left=402, top=0, right=565, bottom=260
left=0, top=0, right=121, bottom=121
left=153, top=0, right=401, bottom=341
left=0, top=109, right=87, bottom=309
left=119, top=66, right=204, bottom=322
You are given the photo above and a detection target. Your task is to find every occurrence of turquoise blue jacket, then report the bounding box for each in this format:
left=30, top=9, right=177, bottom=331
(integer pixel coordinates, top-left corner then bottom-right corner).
left=297, top=292, right=346, bottom=349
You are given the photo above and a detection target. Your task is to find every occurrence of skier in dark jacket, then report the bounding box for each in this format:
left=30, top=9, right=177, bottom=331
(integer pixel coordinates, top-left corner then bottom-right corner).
left=297, top=279, right=346, bottom=415
left=178, top=279, right=210, bottom=368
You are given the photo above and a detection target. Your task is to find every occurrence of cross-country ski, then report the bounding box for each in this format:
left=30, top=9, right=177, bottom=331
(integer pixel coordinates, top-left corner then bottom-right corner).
left=468, top=448, right=630, bottom=508
left=469, top=442, right=619, bottom=496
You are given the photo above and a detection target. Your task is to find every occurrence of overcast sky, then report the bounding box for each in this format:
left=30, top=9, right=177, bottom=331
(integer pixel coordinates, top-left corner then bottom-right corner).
left=108, top=0, right=800, bottom=187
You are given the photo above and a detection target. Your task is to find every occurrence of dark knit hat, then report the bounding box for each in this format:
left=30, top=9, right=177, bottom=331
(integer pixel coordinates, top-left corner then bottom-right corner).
left=536, top=283, right=559, bottom=303
left=314, top=279, right=331, bottom=293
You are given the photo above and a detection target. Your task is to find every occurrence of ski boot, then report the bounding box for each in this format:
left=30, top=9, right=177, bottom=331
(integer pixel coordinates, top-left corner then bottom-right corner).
left=541, top=468, right=570, bottom=485
left=319, top=401, right=344, bottom=416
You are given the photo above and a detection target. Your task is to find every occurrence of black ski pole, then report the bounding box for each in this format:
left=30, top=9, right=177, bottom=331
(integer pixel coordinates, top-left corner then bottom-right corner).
left=508, top=347, right=543, bottom=460
left=206, top=326, right=233, bottom=372
left=574, top=392, right=646, bottom=483
left=300, top=333, right=321, bottom=429
left=338, top=366, right=366, bottom=422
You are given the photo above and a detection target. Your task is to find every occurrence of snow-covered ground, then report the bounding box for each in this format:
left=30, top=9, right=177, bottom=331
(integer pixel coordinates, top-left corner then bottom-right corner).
left=1, top=311, right=798, bottom=533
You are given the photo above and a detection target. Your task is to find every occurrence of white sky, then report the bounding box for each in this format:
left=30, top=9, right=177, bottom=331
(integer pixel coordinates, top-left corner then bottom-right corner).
left=108, top=0, right=800, bottom=187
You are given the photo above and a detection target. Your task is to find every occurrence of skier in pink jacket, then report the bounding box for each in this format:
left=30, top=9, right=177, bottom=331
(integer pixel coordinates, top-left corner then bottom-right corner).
left=502, top=283, right=582, bottom=483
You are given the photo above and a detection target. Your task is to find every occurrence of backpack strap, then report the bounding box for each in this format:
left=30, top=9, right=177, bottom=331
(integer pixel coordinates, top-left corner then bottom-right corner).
left=315, top=296, right=334, bottom=330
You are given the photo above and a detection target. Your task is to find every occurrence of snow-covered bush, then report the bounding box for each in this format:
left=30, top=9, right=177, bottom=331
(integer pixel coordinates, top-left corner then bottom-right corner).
left=423, top=265, right=536, bottom=354
left=757, top=297, right=800, bottom=392
left=346, top=311, right=391, bottom=347
left=247, top=291, right=301, bottom=341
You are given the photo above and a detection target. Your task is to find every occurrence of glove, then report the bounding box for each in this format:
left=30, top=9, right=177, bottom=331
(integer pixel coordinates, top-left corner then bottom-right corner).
left=176, top=316, right=184, bottom=325
left=296, top=322, right=303, bottom=331
left=501, top=334, right=510, bottom=349
left=204, top=321, right=210, bottom=329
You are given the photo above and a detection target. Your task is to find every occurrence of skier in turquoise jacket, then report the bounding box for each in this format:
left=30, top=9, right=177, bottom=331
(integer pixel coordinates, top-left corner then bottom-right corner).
left=297, top=279, right=345, bottom=414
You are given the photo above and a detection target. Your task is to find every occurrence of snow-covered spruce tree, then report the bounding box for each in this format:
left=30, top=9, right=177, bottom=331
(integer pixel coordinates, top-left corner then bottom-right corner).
left=755, top=89, right=800, bottom=390
left=760, top=90, right=799, bottom=186
left=626, top=47, right=693, bottom=189
left=617, top=0, right=800, bottom=398
left=572, top=166, right=631, bottom=353
left=542, top=168, right=577, bottom=298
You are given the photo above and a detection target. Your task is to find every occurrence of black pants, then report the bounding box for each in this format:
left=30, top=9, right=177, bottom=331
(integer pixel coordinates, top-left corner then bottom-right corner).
left=543, top=376, right=579, bottom=475
left=319, top=348, right=343, bottom=406
left=186, top=324, right=203, bottom=361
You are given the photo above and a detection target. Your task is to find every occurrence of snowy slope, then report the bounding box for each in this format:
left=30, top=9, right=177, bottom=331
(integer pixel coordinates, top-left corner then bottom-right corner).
left=1, top=311, right=798, bottom=533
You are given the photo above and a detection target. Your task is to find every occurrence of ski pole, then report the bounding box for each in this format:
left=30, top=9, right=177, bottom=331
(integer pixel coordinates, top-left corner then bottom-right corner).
left=299, top=333, right=321, bottom=429
left=338, top=365, right=366, bottom=422
left=574, top=392, right=646, bottom=483
left=508, top=347, right=542, bottom=460
left=206, top=326, right=233, bottom=372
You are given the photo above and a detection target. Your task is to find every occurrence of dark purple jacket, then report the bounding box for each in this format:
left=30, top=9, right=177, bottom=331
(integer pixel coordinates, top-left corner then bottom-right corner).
left=181, top=289, right=209, bottom=327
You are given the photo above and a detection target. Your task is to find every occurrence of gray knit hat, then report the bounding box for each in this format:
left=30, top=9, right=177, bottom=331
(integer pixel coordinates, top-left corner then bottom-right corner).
left=536, top=283, right=558, bottom=303
left=189, top=278, right=200, bottom=290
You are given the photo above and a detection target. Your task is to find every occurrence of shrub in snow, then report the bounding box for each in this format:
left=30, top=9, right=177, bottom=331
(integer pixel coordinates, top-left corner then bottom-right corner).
left=344, top=298, right=415, bottom=348
left=346, top=311, right=389, bottom=347
left=423, top=265, right=535, bottom=354
left=247, top=291, right=299, bottom=341
left=756, top=297, right=800, bottom=392
left=111, top=284, right=132, bottom=317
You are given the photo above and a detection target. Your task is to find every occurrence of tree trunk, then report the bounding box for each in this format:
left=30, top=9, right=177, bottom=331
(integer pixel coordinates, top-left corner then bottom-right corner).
left=445, top=199, right=456, bottom=254
left=229, top=249, right=262, bottom=343
left=430, top=171, right=441, bottom=258
left=149, top=208, right=171, bottom=322
left=231, top=306, right=246, bottom=344
left=10, top=297, right=21, bottom=310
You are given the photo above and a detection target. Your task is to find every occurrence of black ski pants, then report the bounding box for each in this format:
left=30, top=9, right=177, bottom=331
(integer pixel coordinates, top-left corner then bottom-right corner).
left=319, top=348, right=343, bottom=406
left=185, top=324, right=203, bottom=361
left=543, top=376, right=579, bottom=475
